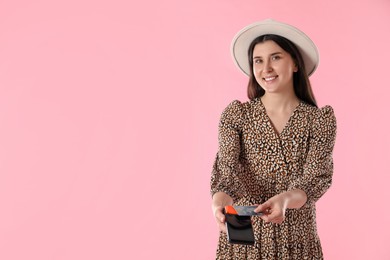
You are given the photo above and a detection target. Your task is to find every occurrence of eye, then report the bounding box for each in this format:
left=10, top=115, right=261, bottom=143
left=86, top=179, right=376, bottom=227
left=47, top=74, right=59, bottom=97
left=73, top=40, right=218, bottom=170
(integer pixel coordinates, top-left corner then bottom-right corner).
left=271, top=55, right=281, bottom=61
left=254, top=58, right=263, bottom=64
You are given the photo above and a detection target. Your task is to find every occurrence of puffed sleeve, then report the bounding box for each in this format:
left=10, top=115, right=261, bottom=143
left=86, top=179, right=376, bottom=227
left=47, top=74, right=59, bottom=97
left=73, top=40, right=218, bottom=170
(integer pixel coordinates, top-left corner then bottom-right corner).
left=288, top=106, right=337, bottom=204
left=210, top=100, right=244, bottom=202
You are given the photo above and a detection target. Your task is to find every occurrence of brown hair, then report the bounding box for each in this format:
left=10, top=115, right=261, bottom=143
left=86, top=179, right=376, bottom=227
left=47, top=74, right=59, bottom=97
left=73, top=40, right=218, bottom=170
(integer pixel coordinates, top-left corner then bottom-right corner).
left=247, top=34, right=317, bottom=107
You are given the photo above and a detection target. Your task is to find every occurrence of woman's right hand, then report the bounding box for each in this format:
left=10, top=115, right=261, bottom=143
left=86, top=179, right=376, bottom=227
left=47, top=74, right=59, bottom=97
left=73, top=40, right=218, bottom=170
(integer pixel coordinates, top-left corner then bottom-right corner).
left=213, top=205, right=227, bottom=233
left=212, top=192, right=233, bottom=233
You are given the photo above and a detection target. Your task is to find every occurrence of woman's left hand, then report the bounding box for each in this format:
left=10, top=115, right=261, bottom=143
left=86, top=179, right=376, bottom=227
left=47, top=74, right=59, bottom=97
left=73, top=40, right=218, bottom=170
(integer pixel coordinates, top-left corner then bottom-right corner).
left=254, top=193, right=289, bottom=224
left=254, top=189, right=307, bottom=224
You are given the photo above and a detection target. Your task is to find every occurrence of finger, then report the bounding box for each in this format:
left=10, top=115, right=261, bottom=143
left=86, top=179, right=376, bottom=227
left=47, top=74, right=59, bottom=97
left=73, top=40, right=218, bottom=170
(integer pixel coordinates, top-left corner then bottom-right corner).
left=214, top=207, right=225, bottom=222
left=260, top=209, right=275, bottom=222
left=268, top=208, right=281, bottom=219
left=260, top=208, right=277, bottom=222
left=215, top=211, right=225, bottom=223
left=260, top=214, right=271, bottom=223
left=254, top=201, right=271, bottom=213
left=256, top=207, right=271, bottom=217
left=218, top=222, right=227, bottom=233
left=220, top=214, right=225, bottom=223
left=215, top=213, right=227, bottom=233
left=264, top=209, right=285, bottom=224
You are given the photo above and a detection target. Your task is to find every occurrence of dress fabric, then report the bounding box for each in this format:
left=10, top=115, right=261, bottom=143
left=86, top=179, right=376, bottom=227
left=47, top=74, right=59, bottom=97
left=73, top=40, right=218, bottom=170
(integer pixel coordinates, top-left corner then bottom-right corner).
left=210, top=98, right=337, bottom=260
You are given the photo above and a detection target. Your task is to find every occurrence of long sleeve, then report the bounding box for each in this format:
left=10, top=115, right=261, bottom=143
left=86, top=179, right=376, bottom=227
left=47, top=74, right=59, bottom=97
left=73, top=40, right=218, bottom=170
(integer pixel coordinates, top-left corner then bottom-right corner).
left=288, top=105, right=337, bottom=204
left=210, top=100, right=244, bottom=202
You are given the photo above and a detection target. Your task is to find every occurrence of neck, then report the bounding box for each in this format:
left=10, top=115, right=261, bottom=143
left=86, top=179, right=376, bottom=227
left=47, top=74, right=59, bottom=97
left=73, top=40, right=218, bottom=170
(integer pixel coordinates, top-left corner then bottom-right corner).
left=260, top=92, right=300, bottom=112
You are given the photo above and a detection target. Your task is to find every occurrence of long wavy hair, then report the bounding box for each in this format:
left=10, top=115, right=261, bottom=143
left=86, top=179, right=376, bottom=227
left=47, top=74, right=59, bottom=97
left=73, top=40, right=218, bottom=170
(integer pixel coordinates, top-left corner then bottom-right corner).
left=247, top=34, right=317, bottom=107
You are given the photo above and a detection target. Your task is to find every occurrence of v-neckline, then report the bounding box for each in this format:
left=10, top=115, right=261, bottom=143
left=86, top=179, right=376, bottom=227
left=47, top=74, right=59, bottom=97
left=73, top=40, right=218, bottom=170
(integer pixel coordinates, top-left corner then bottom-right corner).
left=259, top=98, right=302, bottom=138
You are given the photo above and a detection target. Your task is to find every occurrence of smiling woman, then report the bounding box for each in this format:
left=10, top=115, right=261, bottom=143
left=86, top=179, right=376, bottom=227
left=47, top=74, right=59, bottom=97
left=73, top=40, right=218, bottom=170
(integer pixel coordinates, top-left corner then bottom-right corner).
left=211, top=19, right=337, bottom=259
left=247, top=34, right=316, bottom=107
left=253, top=41, right=297, bottom=95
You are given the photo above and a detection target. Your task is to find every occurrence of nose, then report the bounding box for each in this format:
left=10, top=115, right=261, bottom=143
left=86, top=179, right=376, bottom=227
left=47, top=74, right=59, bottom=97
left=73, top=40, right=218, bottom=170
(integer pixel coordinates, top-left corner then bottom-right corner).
left=263, top=60, right=273, bottom=72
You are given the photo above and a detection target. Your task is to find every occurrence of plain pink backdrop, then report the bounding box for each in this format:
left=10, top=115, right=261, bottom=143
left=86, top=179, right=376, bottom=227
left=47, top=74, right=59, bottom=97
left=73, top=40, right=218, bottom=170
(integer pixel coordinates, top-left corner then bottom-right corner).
left=0, top=0, right=389, bottom=259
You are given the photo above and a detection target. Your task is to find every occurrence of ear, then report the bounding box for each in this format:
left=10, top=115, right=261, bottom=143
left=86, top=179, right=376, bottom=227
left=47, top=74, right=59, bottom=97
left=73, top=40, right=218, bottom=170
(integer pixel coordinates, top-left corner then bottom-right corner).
left=293, top=64, right=298, bottom=72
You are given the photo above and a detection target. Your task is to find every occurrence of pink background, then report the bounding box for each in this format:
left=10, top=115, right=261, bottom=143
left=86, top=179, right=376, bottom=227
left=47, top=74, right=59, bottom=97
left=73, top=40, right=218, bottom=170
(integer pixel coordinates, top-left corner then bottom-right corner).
left=0, top=0, right=389, bottom=259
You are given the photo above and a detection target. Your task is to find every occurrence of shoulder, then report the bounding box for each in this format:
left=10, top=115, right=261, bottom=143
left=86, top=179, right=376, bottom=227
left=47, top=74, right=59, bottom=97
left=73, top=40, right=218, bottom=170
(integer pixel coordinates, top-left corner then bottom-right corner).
left=301, top=103, right=336, bottom=122
left=314, top=105, right=336, bottom=128
left=302, top=103, right=337, bottom=138
left=221, top=99, right=258, bottom=118
left=317, top=105, right=335, bottom=118
left=222, top=98, right=257, bottom=116
left=221, top=100, right=242, bottom=120
left=222, top=100, right=243, bottom=113
left=220, top=99, right=242, bottom=121
left=220, top=99, right=251, bottom=129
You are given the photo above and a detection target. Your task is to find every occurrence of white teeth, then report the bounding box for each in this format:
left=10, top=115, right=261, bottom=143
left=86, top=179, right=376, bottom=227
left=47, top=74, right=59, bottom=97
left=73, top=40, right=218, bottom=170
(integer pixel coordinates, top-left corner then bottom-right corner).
left=264, top=76, right=276, bottom=81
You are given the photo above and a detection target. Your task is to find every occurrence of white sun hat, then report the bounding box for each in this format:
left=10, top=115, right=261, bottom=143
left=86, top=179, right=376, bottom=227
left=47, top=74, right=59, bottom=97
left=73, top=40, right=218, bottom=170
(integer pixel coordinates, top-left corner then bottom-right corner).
left=231, top=19, right=319, bottom=77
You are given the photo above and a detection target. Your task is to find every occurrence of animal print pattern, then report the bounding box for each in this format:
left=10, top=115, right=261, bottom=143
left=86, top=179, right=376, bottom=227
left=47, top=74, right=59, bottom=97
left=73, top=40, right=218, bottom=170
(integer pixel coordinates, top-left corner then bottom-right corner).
left=210, top=98, right=337, bottom=259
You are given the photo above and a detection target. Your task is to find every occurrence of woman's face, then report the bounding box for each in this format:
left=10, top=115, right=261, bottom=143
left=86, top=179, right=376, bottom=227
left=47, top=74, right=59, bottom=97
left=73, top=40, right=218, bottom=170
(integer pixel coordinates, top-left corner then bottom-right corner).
left=252, top=40, right=297, bottom=94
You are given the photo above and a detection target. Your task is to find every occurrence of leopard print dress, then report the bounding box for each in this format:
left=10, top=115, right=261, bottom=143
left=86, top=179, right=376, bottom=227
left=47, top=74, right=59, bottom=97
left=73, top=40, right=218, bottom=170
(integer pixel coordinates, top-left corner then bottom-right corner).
left=210, top=98, right=337, bottom=259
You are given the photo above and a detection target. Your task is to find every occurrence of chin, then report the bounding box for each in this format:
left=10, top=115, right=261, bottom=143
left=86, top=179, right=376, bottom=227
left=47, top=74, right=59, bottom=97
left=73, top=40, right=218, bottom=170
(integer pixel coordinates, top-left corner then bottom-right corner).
left=263, top=88, right=279, bottom=93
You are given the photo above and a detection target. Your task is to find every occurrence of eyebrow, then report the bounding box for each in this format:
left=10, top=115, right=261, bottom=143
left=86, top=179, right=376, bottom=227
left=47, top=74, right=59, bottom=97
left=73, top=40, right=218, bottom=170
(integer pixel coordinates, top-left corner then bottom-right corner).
left=253, top=52, right=283, bottom=59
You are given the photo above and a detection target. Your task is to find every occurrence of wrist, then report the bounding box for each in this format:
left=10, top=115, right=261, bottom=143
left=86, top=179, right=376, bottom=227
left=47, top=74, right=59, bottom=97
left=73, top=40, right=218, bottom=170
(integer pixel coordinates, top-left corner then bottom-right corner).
left=212, top=192, right=233, bottom=207
left=282, top=189, right=307, bottom=209
left=278, top=192, right=291, bottom=209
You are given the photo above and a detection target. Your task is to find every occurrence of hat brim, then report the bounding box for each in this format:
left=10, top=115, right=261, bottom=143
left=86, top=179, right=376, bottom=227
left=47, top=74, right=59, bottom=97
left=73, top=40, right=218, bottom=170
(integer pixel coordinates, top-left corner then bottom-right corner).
left=231, top=19, right=319, bottom=77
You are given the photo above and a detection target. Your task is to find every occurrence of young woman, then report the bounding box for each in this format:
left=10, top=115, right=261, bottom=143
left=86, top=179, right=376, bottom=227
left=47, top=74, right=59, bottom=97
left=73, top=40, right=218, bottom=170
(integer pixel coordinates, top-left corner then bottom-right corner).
left=211, top=19, right=337, bottom=259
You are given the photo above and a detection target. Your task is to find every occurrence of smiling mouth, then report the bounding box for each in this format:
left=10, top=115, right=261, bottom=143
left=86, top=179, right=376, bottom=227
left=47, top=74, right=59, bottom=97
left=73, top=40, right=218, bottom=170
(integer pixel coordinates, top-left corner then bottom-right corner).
left=263, top=76, right=278, bottom=82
